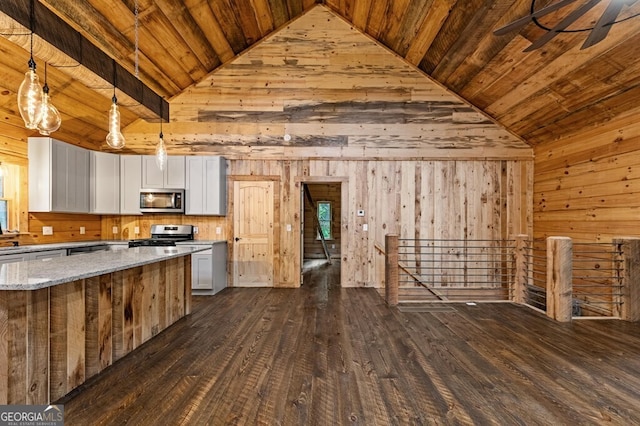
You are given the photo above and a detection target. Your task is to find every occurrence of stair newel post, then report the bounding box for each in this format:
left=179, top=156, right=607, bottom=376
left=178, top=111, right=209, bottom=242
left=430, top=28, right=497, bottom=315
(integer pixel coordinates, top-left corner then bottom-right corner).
left=513, top=234, right=529, bottom=304
left=385, top=234, right=399, bottom=306
left=547, top=236, right=573, bottom=322
left=613, top=237, right=640, bottom=321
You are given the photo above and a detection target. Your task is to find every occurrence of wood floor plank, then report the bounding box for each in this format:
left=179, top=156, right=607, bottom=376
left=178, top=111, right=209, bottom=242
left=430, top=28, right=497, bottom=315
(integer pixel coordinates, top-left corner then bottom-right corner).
left=57, top=261, right=640, bottom=424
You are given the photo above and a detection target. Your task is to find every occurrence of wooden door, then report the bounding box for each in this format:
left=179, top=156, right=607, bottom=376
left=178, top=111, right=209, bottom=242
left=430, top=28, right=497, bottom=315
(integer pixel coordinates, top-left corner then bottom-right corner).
left=233, top=181, right=274, bottom=287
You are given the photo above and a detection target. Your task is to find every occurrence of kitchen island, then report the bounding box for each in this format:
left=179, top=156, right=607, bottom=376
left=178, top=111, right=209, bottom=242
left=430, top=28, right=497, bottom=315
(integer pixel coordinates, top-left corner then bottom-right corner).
left=0, top=246, right=208, bottom=405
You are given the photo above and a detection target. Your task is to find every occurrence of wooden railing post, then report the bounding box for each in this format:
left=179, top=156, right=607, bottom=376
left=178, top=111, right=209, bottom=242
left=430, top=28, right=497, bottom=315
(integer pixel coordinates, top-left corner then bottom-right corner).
left=613, top=237, right=640, bottom=321
left=385, top=234, right=399, bottom=306
left=513, top=234, right=529, bottom=304
left=547, top=237, right=572, bottom=322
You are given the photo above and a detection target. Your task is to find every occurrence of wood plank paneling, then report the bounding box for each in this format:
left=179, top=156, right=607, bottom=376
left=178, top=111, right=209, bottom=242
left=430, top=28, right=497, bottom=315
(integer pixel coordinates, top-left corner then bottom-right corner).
left=225, top=158, right=531, bottom=289
left=123, top=6, right=528, bottom=158
left=1, top=257, right=192, bottom=404
left=534, top=115, right=640, bottom=244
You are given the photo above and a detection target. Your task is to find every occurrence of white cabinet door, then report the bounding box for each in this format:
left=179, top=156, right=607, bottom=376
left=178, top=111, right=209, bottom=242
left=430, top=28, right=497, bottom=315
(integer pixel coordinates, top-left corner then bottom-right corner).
left=120, top=156, right=142, bottom=215
left=28, top=137, right=90, bottom=213
left=165, top=156, right=186, bottom=188
left=141, top=155, right=165, bottom=188
left=72, top=146, right=90, bottom=213
left=212, top=242, right=227, bottom=294
left=185, top=157, right=204, bottom=214
left=192, top=249, right=213, bottom=290
left=90, top=151, right=120, bottom=214
left=142, top=155, right=185, bottom=189
left=185, top=156, right=226, bottom=216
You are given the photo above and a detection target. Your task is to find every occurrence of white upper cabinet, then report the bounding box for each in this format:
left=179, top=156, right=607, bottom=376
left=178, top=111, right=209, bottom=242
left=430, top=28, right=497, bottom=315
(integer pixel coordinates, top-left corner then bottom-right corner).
left=141, top=155, right=185, bottom=189
left=185, top=156, right=227, bottom=216
left=28, top=137, right=90, bottom=213
left=120, top=155, right=143, bottom=215
left=90, top=151, right=120, bottom=214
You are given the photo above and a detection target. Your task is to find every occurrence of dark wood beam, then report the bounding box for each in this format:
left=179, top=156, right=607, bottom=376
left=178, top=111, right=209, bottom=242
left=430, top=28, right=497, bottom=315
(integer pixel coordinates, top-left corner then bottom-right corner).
left=0, top=0, right=169, bottom=122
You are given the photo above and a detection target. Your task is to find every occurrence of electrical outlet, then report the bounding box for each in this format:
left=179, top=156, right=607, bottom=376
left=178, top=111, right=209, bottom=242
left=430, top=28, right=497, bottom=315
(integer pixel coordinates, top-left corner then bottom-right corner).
left=42, top=226, right=53, bottom=235
left=362, top=224, right=368, bottom=231
left=134, top=227, right=140, bottom=235
left=216, top=227, right=222, bottom=235
left=194, top=226, right=199, bottom=234
left=112, top=226, right=118, bottom=234
left=286, top=224, right=292, bottom=232
left=80, top=226, right=85, bottom=235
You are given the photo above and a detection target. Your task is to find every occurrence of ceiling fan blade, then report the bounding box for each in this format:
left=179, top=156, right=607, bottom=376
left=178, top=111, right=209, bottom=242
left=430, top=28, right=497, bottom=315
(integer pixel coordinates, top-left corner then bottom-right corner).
left=494, top=0, right=586, bottom=36
left=523, top=0, right=601, bottom=51
left=581, top=1, right=624, bottom=49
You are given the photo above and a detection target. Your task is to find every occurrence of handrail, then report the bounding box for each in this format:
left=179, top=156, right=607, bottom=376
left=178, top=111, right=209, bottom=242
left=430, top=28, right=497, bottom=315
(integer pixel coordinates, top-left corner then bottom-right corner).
left=375, top=242, right=446, bottom=300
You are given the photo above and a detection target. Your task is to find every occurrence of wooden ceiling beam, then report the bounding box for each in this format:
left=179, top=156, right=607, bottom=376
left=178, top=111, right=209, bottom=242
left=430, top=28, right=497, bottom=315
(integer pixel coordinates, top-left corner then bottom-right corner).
left=0, top=0, right=169, bottom=123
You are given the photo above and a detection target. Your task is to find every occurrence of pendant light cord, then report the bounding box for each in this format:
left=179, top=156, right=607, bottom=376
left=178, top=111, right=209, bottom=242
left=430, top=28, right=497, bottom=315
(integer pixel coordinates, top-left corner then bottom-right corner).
left=134, top=0, right=139, bottom=79
left=159, top=97, right=163, bottom=138
left=28, top=0, right=36, bottom=69
left=112, top=60, right=117, bottom=103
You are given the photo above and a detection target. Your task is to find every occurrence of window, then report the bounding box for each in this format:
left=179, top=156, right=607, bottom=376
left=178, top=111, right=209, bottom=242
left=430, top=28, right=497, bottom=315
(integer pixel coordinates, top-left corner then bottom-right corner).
left=0, top=171, right=7, bottom=232
left=317, top=201, right=332, bottom=240
left=0, top=162, right=24, bottom=234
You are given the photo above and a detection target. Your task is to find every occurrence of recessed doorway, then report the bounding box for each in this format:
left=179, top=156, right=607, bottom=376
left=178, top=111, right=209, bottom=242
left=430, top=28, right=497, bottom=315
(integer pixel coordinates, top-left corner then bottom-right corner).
left=301, top=182, right=342, bottom=285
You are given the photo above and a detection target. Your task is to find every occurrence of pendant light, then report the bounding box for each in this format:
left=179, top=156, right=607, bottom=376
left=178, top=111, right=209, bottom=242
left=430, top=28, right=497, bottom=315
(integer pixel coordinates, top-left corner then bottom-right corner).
left=106, top=62, right=125, bottom=150
left=155, top=100, right=167, bottom=171
left=37, top=63, right=62, bottom=135
left=17, top=0, right=43, bottom=129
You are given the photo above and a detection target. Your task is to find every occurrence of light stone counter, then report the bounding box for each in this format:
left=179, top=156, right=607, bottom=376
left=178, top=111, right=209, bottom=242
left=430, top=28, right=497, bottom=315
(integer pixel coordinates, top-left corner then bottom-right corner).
left=0, top=245, right=209, bottom=290
left=0, top=240, right=128, bottom=255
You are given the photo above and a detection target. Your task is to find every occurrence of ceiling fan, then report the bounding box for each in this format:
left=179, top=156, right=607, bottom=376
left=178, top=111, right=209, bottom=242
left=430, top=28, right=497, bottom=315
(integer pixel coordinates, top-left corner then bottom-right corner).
left=494, top=0, right=640, bottom=51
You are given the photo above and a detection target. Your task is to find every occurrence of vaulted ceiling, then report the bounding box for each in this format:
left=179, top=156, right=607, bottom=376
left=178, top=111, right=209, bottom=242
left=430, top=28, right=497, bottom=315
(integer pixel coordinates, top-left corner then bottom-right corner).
left=1, top=0, right=639, bottom=150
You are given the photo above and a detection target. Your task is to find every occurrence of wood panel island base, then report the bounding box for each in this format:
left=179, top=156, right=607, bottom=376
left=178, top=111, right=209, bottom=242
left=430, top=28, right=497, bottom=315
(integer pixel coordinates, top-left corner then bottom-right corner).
left=0, top=246, right=206, bottom=404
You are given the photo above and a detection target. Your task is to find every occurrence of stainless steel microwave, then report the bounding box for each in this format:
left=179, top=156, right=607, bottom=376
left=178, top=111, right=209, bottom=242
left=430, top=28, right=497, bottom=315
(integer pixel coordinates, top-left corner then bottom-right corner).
left=139, top=189, right=185, bottom=213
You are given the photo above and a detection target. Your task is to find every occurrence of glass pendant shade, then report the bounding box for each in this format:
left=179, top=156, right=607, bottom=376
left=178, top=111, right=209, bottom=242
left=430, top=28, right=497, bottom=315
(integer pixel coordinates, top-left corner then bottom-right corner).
left=37, top=84, right=61, bottom=135
left=17, top=59, right=43, bottom=129
left=155, top=132, right=167, bottom=171
left=106, top=96, right=125, bottom=149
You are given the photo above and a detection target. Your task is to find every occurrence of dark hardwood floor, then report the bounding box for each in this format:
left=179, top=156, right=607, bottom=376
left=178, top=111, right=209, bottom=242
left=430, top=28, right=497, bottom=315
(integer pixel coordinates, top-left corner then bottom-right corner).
left=59, top=261, right=640, bottom=425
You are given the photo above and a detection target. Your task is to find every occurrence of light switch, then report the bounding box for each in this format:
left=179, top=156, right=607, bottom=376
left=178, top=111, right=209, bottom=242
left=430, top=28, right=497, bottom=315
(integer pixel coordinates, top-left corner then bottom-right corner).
left=362, top=224, right=368, bottom=231
left=134, top=227, right=140, bottom=235
left=216, top=227, right=222, bottom=235
left=80, top=226, right=85, bottom=235
left=112, top=226, right=118, bottom=234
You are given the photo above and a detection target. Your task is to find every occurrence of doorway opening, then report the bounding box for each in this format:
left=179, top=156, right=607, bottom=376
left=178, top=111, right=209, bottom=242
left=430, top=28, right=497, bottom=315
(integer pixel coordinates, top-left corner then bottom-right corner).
left=301, top=182, right=342, bottom=284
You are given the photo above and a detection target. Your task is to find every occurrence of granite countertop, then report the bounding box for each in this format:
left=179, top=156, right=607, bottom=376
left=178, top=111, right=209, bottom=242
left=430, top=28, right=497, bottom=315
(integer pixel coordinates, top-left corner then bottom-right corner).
left=0, top=239, right=227, bottom=255
left=175, top=240, right=227, bottom=246
left=0, top=240, right=127, bottom=255
left=0, top=246, right=210, bottom=291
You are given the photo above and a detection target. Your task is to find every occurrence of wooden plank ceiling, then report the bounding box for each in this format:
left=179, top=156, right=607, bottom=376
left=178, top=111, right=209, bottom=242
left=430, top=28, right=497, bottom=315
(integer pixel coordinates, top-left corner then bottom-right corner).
left=1, top=0, right=639, bottom=150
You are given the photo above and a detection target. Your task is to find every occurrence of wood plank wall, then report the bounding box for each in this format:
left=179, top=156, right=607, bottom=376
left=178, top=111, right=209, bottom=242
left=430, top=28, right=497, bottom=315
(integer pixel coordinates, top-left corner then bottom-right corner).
left=229, top=159, right=533, bottom=288
left=123, top=7, right=530, bottom=160
left=534, top=113, right=640, bottom=243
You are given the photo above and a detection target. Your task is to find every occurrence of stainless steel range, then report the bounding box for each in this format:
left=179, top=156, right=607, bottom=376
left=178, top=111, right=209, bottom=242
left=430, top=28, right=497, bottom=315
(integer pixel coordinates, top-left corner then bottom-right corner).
left=128, top=224, right=195, bottom=247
